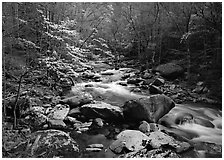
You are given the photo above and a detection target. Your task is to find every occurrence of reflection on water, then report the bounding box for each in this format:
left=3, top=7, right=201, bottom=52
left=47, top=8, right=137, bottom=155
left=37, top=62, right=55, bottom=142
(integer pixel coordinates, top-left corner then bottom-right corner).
left=70, top=127, right=117, bottom=158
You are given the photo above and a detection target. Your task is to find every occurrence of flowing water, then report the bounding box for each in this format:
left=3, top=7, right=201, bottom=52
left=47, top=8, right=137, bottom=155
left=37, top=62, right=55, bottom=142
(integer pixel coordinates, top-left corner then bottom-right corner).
left=70, top=68, right=222, bottom=158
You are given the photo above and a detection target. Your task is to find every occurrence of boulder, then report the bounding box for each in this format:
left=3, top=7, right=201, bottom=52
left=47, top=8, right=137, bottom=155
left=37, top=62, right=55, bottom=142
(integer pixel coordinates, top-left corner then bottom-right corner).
left=153, top=63, right=184, bottom=79
left=110, top=130, right=150, bottom=154
left=60, top=92, right=93, bottom=108
left=47, top=104, right=70, bottom=120
left=123, top=94, right=175, bottom=123
left=149, top=85, right=163, bottom=94
left=80, top=101, right=123, bottom=121
left=148, top=131, right=192, bottom=153
left=152, top=78, right=165, bottom=86
left=7, top=129, right=79, bottom=158
left=119, top=148, right=180, bottom=158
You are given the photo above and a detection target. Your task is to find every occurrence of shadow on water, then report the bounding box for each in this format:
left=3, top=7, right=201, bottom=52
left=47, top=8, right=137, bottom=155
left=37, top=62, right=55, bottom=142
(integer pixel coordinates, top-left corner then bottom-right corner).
left=70, top=126, right=119, bottom=158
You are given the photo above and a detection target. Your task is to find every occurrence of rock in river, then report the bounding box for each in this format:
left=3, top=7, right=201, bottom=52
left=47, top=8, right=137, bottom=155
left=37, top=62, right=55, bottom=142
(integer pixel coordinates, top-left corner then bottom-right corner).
left=110, top=130, right=150, bottom=154
left=80, top=101, right=123, bottom=121
left=7, top=129, right=79, bottom=158
left=148, top=131, right=192, bottom=153
left=123, top=94, right=175, bottom=123
left=60, top=92, right=93, bottom=108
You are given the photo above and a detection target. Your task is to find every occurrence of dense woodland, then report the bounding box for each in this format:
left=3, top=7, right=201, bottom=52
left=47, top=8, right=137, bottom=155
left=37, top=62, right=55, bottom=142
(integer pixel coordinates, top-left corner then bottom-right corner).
left=2, top=2, right=222, bottom=158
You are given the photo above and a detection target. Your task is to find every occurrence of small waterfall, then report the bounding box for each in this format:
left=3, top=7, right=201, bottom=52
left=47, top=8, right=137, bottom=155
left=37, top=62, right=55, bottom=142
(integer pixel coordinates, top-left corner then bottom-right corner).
left=160, top=103, right=222, bottom=145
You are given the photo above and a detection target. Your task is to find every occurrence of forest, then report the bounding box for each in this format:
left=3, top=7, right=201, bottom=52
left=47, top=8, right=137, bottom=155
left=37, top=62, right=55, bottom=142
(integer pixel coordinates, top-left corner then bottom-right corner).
left=2, top=2, right=222, bottom=158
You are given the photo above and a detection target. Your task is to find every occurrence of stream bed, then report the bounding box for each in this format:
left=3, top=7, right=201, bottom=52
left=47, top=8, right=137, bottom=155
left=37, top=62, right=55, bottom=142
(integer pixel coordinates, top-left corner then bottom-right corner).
left=68, top=68, right=222, bottom=158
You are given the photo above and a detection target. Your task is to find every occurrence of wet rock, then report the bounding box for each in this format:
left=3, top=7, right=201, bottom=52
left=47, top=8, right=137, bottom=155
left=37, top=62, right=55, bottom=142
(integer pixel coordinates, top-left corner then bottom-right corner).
left=127, top=78, right=143, bottom=85
left=73, top=122, right=92, bottom=132
left=121, top=73, right=131, bottom=79
left=123, top=94, right=175, bottom=123
left=82, top=71, right=96, bottom=79
left=139, top=121, right=162, bottom=134
left=153, top=63, right=184, bottom=79
left=80, top=101, right=123, bottom=121
left=47, top=104, right=70, bottom=120
left=7, top=129, right=79, bottom=158
left=87, top=144, right=104, bottom=149
left=85, top=84, right=94, bottom=87
left=60, top=92, right=93, bottom=108
left=148, top=131, right=191, bottom=153
left=91, top=118, right=104, bottom=128
left=101, top=70, right=115, bottom=75
left=149, top=85, right=163, bottom=94
left=64, top=116, right=80, bottom=124
left=193, top=142, right=222, bottom=156
left=192, top=86, right=204, bottom=94
left=48, top=119, right=67, bottom=129
left=148, top=123, right=161, bottom=132
left=68, top=108, right=82, bottom=118
left=117, top=81, right=128, bottom=86
left=110, top=130, right=150, bottom=154
left=152, top=78, right=165, bottom=86
left=139, top=121, right=151, bottom=133
left=142, top=78, right=154, bottom=85
left=142, top=72, right=152, bottom=79
left=132, top=88, right=142, bottom=93
left=85, top=148, right=102, bottom=152
left=92, top=73, right=101, bottom=79
left=174, top=112, right=194, bottom=125
left=119, top=148, right=180, bottom=158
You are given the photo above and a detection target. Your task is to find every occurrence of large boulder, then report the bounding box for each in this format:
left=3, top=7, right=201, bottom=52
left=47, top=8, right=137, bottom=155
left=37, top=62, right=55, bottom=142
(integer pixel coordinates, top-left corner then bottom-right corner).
left=148, top=131, right=192, bottom=153
left=6, top=129, right=79, bottom=158
left=123, top=94, right=175, bottom=123
left=80, top=101, right=123, bottom=121
left=109, top=130, right=150, bottom=154
left=153, top=63, right=184, bottom=79
left=60, top=92, right=93, bottom=108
